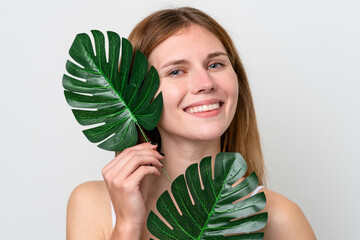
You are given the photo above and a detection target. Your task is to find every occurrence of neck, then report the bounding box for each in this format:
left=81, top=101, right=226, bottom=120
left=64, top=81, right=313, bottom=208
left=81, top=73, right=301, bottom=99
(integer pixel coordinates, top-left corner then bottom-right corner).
left=145, top=132, right=221, bottom=199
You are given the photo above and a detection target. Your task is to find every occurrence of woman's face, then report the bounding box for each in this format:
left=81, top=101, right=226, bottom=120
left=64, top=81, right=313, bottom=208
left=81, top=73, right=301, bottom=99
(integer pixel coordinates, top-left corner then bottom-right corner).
left=148, top=24, right=239, bottom=142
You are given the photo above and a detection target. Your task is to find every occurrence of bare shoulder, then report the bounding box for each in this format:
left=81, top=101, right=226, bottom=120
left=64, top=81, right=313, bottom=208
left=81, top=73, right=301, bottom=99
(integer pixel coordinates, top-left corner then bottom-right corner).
left=259, top=188, right=316, bottom=240
left=66, top=181, right=112, bottom=240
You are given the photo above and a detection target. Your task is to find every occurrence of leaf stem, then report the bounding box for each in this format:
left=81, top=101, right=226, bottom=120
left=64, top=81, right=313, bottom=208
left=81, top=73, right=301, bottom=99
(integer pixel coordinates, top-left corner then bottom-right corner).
left=162, top=168, right=172, bottom=183
left=137, top=123, right=149, bottom=142
left=136, top=123, right=172, bottom=183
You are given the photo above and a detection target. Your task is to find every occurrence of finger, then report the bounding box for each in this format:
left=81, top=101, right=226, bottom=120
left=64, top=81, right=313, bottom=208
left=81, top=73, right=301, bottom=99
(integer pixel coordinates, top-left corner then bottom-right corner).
left=109, top=165, right=161, bottom=195
left=126, top=165, right=162, bottom=186
left=102, top=143, right=158, bottom=173
left=105, top=147, right=163, bottom=177
left=123, top=155, right=163, bottom=176
left=102, top=148, right=163, bottom=180
left=109, top=153, right=163, bottom=180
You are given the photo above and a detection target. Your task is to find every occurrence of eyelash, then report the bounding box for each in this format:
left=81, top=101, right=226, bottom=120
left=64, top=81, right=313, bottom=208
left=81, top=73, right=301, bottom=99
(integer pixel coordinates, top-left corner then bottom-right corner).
left=168, top=62, right=225, bottom=76
left=169, top=69, right=184, bottom=76
left=208, top=62, right=224, bottom=70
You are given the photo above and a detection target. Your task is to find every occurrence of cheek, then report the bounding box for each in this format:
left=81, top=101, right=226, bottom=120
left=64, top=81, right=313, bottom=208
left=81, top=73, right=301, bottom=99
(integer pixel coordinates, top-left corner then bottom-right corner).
left=224, top=73, right=239, bottom=118
left=233, top=82, right=239, bottom=105
left=159, top=81, right=187, bottom=107
left=157, top=81, right=186, bottom=122
left=223, top=72, right=239, bottom=102
left=159, top=86, right=175, bottom=111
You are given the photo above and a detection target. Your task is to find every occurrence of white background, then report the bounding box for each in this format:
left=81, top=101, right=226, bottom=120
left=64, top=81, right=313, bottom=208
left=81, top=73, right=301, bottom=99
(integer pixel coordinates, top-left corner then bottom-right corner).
left=1, top=0, right=359, bottom=239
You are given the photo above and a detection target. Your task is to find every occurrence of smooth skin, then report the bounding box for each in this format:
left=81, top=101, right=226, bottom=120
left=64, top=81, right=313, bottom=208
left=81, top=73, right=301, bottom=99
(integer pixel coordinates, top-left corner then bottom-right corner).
left=67, top=25, right=316, bottom=240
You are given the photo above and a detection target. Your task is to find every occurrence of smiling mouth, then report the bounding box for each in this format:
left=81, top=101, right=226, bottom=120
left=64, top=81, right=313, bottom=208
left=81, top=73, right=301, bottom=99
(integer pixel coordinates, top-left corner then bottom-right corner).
left=184, top=102, right=223, bottom=113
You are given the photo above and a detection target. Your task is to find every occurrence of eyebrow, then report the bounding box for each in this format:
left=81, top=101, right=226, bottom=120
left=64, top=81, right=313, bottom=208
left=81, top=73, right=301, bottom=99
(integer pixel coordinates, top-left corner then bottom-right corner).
left=207, top=51, right=227, bottom=59
left=160, top=51, right=228, bottom=70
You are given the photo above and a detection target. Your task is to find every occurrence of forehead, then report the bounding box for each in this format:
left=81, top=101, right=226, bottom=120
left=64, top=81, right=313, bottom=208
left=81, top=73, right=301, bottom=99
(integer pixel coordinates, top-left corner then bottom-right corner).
left=148, top=24, right=226, bottom=67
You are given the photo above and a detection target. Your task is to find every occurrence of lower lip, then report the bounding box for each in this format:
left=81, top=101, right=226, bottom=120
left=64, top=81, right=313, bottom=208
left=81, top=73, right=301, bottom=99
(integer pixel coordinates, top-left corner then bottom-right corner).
left=185, top=104, right=223, bottom=118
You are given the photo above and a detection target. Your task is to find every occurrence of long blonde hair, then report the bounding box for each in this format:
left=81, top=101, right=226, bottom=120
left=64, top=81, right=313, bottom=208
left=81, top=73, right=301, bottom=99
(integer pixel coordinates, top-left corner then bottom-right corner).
left=125, top=7, right=266, bottom=185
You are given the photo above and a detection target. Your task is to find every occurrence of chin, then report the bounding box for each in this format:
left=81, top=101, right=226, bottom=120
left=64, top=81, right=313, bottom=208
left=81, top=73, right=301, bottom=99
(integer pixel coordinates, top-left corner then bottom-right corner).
left=191, top=128, right=225, bottom=141
left=158, top=121, right=229, bottom=143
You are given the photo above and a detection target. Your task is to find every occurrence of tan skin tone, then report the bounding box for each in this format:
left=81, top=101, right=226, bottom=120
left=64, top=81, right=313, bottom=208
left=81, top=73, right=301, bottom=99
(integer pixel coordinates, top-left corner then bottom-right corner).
left=66, top=25, right=316, bottom=240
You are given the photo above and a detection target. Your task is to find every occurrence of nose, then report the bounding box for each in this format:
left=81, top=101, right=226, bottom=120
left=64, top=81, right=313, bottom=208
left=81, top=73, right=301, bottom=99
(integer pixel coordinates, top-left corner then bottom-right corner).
left=190, top=68, right=216, bottom=94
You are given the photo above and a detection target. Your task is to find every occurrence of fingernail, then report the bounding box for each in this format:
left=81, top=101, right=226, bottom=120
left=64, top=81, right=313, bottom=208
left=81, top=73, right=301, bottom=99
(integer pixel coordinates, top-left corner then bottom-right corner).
left=159, top=152, right=165, bottom=157
left=151, top=142, right=158, bottom=145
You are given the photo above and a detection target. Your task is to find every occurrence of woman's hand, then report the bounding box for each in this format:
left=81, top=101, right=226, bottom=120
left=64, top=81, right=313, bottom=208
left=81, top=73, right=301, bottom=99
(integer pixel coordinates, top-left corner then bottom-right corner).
left=102, top=142, right=163, bottom=234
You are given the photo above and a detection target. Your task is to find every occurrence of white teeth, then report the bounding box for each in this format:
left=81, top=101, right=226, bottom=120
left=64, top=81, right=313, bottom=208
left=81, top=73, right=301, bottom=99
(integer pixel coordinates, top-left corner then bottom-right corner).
left=187, top=103, right=220, bottom=113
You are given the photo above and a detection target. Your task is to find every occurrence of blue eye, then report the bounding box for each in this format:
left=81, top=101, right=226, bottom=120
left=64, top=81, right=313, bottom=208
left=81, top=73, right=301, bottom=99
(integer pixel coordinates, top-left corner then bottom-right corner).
left=208, top=63, right=223, bottom=69
left=169, top=69, right=183, bottom=76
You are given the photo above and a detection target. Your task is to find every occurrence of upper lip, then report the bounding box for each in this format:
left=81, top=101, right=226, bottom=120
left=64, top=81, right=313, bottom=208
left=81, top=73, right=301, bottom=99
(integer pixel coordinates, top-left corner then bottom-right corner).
left=183, top=99, right=223, bottom=111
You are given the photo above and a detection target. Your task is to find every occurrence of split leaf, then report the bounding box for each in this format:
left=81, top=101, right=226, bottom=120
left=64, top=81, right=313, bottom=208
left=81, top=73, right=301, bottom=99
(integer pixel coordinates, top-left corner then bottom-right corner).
left=63, top=30, right=162, bottom=151
left=147, top=152, right=267, bottom=239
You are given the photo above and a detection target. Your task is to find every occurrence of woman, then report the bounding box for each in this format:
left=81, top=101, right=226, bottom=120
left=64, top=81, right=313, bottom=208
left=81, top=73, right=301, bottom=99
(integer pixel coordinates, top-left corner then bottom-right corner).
left=66, top=7, right=316, bottom=240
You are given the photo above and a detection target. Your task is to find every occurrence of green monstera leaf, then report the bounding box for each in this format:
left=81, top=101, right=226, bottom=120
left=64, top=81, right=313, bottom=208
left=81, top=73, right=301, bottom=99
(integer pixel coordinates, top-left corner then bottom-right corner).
left=63, top=30, right=162, bottom=151
left=147, top=152, right=267, bottom=239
